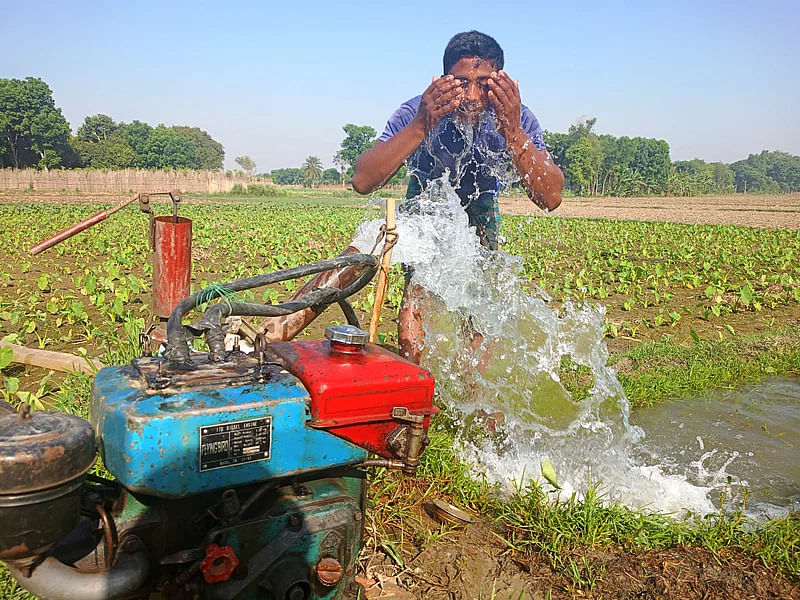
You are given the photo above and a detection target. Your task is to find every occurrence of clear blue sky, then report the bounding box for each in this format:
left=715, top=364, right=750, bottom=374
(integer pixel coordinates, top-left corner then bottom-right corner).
left=2, top=0, right=798, bottom=172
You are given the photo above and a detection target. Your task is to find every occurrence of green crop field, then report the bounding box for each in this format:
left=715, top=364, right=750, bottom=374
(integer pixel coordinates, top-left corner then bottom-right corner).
left=1, top=198, right=797, bottom=401
left=0, top=197, right=798, bottom=597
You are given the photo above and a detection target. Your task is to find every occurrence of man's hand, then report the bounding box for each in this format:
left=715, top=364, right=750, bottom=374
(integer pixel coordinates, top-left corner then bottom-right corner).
left=487, top=70, right=523, bottom=143
left=412, top=75, right=463, bottom=136
left=487, top=70, right=565, bottom=212
left=352, top=75, right=460, bottom=195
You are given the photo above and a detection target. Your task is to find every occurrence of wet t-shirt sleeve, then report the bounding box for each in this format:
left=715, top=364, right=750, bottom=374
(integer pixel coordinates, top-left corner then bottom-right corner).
left=520, top=104, right=546, bottom=151
left=379, top=96, right=422, bottom=142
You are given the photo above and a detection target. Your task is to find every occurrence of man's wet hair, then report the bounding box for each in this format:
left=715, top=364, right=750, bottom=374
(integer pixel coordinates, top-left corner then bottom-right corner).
left=443, top=31, right=504, bottom=75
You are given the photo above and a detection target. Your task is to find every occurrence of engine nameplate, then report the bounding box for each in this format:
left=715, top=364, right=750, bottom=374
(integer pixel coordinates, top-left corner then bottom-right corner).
left=199, top=417, right=272, bottom=472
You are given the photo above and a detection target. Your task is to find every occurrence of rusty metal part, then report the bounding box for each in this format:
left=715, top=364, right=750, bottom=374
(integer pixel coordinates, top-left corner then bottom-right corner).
left=0, top=408, right=95, bottom=560
left=427, top=499, right=475, bottom=527
left=131, top=351, right=282, bottom=391
left=0, top=478, right=85, bottom=561
left=28, top=188, right=182, bottom=254
left=199, top=543, right=239, bottom=584
left=6, top=550, right=150, bottom=600
left=389, top=407, right=427, bottom=475
left=315, top=556, right=343, bottom=587
left=29, top=194, right=142, bottom=255
left=95, top=503, right=117, bottom=570
left=359, top=459, right=405, bottom=470
left=138, top=193, right=154, bottom=247
left=152, top=215, right=192, bottom=319
left=258, top=246, right=366, bottom=341
left=0, top=408, right=96, bottom=494
left=164, top=253, right=378, bottom=365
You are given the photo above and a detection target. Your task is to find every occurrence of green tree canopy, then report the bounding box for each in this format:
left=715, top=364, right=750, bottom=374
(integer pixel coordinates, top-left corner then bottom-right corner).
left=545, top=118, right=672, bottom=196
left=141, top=125, right=196, bottom=169
left=72, top=131, right=137, bottom=169
left=301, top=155, right=323, bottom=187
left=339, top=124, right=377, bottom=170
left=172, top=126, right=224, bottom=170
left=321, top=167, right=339, bottom=184
left=235, top=155, right=256, bottom=175
left=730, top=151, right=800, bottom=193
left=0, top=77, right=71, bottom=168
left=77, top=114, right=119, bottom=142
left=120, top=120, right=152, bottom=166
left=271, top=168, right=303, bottom=185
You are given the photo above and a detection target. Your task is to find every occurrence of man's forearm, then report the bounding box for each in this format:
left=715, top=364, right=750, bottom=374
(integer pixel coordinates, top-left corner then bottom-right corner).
left=506, top=130, right=564, bottom=211
left=351, top=120, right=426, bottom=194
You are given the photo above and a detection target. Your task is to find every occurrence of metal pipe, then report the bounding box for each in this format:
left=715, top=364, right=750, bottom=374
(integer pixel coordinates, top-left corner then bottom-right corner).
left=6, top=551, right=149, bottom=600
left=359, top=459, right=405, bottom=470
left=29, top=195, right=141, bottom=255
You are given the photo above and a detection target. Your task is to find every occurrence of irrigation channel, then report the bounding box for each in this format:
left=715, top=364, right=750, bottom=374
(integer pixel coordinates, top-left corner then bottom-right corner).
left=633, top=376, right=799, bottom=521
left=353, top=178, right=797, bottom=521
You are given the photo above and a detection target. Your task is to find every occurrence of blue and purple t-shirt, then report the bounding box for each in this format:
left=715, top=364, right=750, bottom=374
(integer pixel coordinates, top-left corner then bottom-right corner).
left=380, top=96, right=545, bottom=249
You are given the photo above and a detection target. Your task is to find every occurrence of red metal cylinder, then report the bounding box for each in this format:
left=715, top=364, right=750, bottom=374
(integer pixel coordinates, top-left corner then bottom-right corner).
left=153, top=216, right=192, bottom=319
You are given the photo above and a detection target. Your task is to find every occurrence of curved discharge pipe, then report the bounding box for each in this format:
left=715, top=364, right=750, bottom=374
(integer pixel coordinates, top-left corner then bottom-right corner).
left=7, top=552, right=149, bottom=600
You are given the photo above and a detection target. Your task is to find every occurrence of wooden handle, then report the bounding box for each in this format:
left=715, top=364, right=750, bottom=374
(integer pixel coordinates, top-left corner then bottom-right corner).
left=368, top=197, right=396, bottom=343
left=0, top=341, right=105, bottom=375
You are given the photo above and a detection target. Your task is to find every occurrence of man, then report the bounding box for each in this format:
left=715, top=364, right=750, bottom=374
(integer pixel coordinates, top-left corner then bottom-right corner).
left=260, top=31, right=563, bottom=361
left=352, top=31, right=564, bottom=363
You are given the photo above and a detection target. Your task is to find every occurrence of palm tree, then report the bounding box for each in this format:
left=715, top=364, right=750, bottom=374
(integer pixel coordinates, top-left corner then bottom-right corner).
left=302, top=156, right=323, bottom=187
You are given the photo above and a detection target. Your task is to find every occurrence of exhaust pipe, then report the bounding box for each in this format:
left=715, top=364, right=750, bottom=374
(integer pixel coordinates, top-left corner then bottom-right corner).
left=6, top=551, right=149, bottom=600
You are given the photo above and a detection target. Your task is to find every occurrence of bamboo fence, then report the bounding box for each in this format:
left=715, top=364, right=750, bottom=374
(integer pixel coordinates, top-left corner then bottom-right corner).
left=0, top=169, right=252, bottom=194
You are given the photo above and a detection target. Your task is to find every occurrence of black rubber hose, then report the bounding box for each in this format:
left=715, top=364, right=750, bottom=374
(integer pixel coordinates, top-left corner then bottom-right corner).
left=195, top=268, right=378, bottom=361
left=164, top=254, right=379, bottom=364
left=337, top=299, right=360, bottom=328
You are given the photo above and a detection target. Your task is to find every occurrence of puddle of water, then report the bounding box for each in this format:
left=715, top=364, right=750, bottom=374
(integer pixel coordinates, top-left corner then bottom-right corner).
left=632, top=377, right=800, bottom=521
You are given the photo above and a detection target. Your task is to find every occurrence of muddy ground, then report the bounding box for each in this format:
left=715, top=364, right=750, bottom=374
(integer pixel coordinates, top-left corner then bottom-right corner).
left=357, top=501, right=799, bottom=600
left=501, top=193, right=800, bottom=230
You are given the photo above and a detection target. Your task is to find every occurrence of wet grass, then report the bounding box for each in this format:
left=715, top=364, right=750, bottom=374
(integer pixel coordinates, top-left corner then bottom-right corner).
left=610, top=325, right=800, bottom=407
left=366, top=427, right=800, bottom=589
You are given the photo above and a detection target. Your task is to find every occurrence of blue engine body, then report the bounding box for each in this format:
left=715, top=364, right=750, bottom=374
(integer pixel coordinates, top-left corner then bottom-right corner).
left=89, top=356, right=368, bottom=498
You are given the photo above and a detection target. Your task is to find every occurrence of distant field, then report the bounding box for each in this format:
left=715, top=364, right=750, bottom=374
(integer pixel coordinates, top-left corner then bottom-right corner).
left=4, top=189, right=799, bottom=229
left=501, top=192, right=800, bottom=229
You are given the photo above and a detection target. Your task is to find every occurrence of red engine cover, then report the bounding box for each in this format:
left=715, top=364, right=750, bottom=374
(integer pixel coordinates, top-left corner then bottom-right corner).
left=270, top=340, right=436, bottom=459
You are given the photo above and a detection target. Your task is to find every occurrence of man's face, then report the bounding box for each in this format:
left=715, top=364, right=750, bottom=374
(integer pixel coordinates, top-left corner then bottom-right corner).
left=448, top=57, right=495, bottom=125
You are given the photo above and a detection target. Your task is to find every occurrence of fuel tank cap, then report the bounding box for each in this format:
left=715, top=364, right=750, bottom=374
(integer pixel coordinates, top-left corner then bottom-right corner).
left=0, top=408, right=95, bottom=494
left=324, top=325, right=368, bottom=346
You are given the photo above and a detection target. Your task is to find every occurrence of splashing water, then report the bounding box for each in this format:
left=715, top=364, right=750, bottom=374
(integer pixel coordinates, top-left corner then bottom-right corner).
left=350, top=110, right=732, bottom=516
left=352, top=179, right=726, bottom=516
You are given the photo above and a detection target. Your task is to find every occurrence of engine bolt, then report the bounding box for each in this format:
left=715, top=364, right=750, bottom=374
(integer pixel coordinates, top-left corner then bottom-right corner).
left=353, top=511, right=362, bottom=522
left=288, top=514, right=302, bottom=530
left=315, top=557, right=343, bottom=586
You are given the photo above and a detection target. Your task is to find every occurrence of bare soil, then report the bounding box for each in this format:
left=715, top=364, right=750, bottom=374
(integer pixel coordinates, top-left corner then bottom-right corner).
left=5, top=191, right=800, bottom=230
left=501, top=193, right=800, bottom=230
left=359, top=504, right=800, bottom=599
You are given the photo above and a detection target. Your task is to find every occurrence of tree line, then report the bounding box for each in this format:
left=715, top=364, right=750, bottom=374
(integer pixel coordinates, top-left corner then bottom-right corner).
left=268, top=118, right=799, bottom=196
left=547, top=117, right=800, bottom=196
left=4, top=77, right=798, bottom=194
left=0, top=77, right=224, bottom=170
left=269, top=124, right=405, bottom=187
